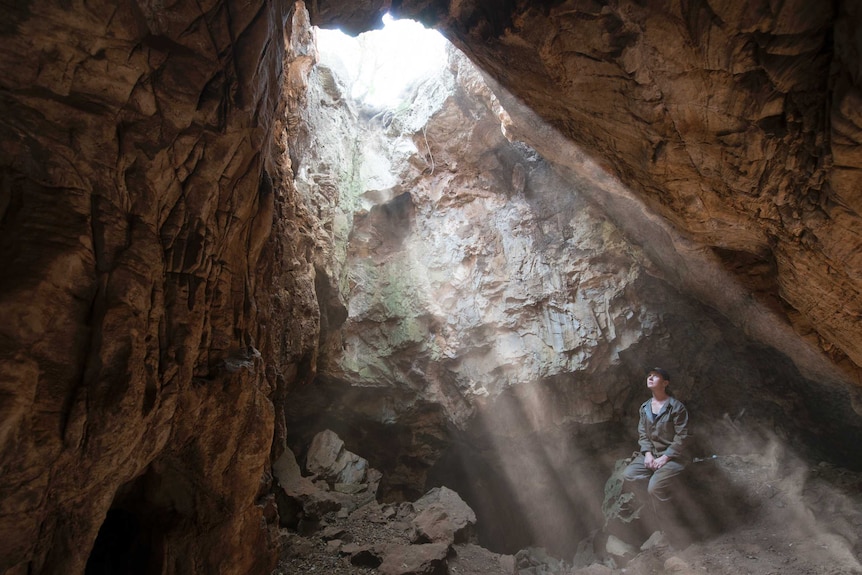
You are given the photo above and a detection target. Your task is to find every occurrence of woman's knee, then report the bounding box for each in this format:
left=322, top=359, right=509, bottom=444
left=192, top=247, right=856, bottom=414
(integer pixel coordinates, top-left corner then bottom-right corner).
left=647, top=479, right=667, bottom=500
left=648, top=466, right=684, bottom=500
left=622, top=462, right=649, bottom=482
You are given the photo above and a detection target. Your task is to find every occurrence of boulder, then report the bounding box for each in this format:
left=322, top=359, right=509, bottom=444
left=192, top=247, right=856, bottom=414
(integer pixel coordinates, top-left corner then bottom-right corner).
left=411, top=486, right=477, bottom=545
left=272, top=445, right=373, bottom=529
left=600, top=457, right=648, bottom=556
left=307, top=429, right=370, bottom=485
left=604, top=535, right=636, bottom=562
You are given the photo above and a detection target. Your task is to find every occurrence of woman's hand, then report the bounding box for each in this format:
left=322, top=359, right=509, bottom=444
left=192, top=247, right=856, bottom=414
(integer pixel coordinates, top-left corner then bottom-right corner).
left=644, top=452, right=655, bottom=469
left=652, top=454, right=670, bottom=469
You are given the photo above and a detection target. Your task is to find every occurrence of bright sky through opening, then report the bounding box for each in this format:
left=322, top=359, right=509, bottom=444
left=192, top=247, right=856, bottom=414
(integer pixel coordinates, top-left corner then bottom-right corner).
left=316, top=14, right=448, bottom=109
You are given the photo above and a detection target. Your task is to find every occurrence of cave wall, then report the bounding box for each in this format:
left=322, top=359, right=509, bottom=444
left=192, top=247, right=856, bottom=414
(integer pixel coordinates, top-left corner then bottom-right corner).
left=302, top=48, right=672, bottom=425
left=291, top=7, right=862, bottom=536
left=0, top=1, right=323, bottom=573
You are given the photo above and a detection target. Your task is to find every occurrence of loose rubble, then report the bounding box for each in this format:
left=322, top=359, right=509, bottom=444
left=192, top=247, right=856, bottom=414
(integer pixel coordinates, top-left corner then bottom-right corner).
left=272, top=431, right=862, bottom=575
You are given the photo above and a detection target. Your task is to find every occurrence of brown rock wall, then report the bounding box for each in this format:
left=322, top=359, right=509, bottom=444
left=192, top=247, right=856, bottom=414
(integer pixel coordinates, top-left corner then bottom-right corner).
left=0, top=1, right=323, bottom=573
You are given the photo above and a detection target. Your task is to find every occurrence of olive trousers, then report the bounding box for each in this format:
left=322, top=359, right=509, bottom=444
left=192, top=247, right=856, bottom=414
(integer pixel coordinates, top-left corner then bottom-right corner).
left=622, top=453, right=686, bottom=503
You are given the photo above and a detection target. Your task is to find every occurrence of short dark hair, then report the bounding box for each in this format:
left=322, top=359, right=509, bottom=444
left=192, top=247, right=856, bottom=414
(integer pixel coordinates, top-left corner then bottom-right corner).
left=648, top=367, right=671, bottom=381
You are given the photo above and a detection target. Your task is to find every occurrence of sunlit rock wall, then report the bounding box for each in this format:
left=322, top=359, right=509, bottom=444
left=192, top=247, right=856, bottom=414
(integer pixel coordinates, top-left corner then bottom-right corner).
left=295, top=43, right=861, bottom=441
left=422, top=0, right=862, bottom=389
left=286, top=34, right=862, bottom=553
left=307, top=0, right=862, bottom=409
left=301, top=51, right=626, bottom=409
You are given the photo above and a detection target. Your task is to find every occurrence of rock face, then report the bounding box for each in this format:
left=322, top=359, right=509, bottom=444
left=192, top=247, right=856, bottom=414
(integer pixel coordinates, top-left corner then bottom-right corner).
left=350, top=0, right=862, bottom=390
left=285, top=20, right=862, bottom=556
left=306, top=429, right=373, bottom=485
left=0, top=2, right=324, bottom=574
left=411, top=486, right=476, bottom=545
left=274, top=15, right=862, bottom=552
left=394, top=1, right=862, bottom=392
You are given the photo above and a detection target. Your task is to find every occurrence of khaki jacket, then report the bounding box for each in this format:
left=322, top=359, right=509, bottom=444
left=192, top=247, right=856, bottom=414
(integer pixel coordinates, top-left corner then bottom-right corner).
left=638, top=396, right=690, bottom=461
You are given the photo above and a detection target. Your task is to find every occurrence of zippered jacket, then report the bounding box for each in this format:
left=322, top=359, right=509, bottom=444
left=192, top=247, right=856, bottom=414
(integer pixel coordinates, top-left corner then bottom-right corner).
left=637, top=396, right=690, bottom=461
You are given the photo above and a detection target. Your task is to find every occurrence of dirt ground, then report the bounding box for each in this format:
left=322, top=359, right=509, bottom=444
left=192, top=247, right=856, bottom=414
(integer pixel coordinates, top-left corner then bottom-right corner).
left=618, top=455, right=862, bottom=575
left=273, top=452, right=862, bottom=575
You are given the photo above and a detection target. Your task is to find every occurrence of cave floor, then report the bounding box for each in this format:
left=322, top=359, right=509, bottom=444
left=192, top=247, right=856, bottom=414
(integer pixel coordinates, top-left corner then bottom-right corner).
left=272, top=454, right=862, bottom=575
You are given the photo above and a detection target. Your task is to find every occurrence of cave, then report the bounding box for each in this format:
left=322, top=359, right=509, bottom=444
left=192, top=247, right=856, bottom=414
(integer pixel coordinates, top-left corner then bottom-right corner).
left=1, top=1, right=862, bottom=574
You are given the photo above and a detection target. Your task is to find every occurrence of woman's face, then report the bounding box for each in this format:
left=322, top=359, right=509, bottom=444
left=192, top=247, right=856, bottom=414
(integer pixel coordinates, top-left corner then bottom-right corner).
left=647, top=371, right=668, bottom=392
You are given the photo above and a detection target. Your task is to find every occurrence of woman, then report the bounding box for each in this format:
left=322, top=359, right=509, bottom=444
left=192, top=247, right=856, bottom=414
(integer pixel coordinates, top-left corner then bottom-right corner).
left=622, top=368, right=690, bottom=504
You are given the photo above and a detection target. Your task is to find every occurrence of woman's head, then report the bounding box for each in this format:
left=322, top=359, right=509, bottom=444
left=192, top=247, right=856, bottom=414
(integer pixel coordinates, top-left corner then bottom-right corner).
left=646, top=368, right=671, bottom=396
left=647, top=367, right=670, bottom=381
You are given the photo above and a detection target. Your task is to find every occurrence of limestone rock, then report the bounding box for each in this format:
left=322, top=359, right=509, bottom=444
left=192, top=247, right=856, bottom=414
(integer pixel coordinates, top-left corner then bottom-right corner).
left=392, top=0, right=862, bottom=390
left=306, top=0, right=862, bottom=457
left=289, top=18, right=862, bottom=558
left=604, top=535, right=637, bottom=562
left=640, top=531, right=669, bottom=551
left=411, top=486, right=477, bottom=545
left=273, top=443, right=377, bottom=529
left=307, top=429, right=371, bottom=485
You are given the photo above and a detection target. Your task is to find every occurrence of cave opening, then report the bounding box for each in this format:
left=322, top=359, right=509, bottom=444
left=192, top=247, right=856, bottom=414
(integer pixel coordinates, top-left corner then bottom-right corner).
left=316, top=13, right=448, bottom=111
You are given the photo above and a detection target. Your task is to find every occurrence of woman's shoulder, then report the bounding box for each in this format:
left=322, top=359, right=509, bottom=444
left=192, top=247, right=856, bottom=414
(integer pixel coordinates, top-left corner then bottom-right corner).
left=638, top=398, right=655, bottom=415
left=668, top=396, right=688, bottom=410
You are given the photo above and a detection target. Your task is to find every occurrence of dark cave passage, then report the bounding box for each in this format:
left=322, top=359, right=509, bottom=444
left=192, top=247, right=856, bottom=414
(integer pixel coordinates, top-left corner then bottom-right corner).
left=86, top=508, right=160, bottom=575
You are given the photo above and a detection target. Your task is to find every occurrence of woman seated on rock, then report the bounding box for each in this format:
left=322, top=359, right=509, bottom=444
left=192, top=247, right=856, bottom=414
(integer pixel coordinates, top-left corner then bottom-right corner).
left=622, top=368, right=690, bottom=515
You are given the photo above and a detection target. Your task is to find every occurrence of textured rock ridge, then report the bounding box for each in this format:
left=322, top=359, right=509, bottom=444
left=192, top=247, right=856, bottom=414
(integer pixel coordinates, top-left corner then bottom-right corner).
left=0, top=1, right=321, bottom=573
